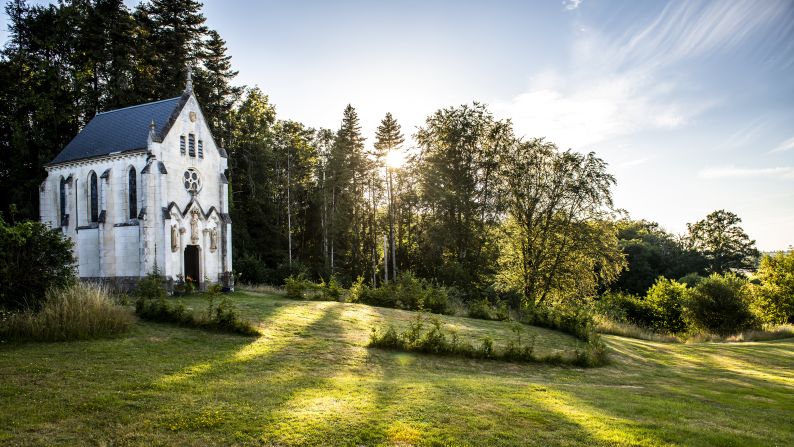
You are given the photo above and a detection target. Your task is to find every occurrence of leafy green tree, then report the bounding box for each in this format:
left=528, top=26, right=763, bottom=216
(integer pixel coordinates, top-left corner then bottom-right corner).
left=497, top=138, right=625, bottom=306
left=615, top=219, right=707, bottom=295
left=749, top=252, right=794, bottom=324
left=415, top=103, right=511, bottom=289
left=685, top=273, right=757, bottom=336
left=687, top=210, right=759, bottom=274
left=645, top=277, right=687, bottom=333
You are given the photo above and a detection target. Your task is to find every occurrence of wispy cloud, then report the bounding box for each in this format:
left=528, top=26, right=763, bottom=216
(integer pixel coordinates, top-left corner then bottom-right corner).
left=770, top=136, right=794, bottom=153
left=495, top=0, right=792, bottom=150
left=699, top=166, right=794, bottom=180
left=563, top=0, right=582, bottom=11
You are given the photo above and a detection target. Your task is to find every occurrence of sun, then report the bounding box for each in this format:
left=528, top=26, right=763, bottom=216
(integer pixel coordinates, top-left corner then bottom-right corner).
left=385, top=150, right=405, bottom=169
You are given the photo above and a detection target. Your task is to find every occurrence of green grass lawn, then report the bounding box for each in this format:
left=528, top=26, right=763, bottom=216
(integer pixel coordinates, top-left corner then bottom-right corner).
left=1, top=291, right=792, bottom=446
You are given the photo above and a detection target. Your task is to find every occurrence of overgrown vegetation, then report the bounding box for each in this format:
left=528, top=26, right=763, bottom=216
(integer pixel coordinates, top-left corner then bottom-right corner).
left=0, top=217, right=75, bottom=311
left=369, top=312, right=607, bottom=367
left=0, top=283, right=133, bottom=342
left=134, top=272, right=258, bottom=336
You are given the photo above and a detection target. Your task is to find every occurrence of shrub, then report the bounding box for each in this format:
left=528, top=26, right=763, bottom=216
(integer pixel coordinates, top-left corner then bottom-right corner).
left=136, top=270, right=167, bottom=301
left=645, top=277, right=687, bottom=333
left=468, top=298, right=493, bottom=320
left=679, top=273, right=704, bottom=288
left=596, top=291, right=656, bottom=329
left=355, top=272, right=449, bottom=314
left=235, top=254, right=271, bottom=285
left=749, top=252, right=794, bottom=325
left=320, top=275, right=343, bottom=301
left=347, top=276, right=367, bottom=303
left=0, top=283, right=134, bottom=342
left=284, top=275, right=311, bottom=299
left=685, top=273, right=758, bottom=336
left=0, top=218, right=76, bottom=311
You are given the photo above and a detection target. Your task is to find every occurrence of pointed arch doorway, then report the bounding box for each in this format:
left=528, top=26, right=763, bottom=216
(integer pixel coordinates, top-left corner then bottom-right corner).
left=184, top=245, right=200, bottom=284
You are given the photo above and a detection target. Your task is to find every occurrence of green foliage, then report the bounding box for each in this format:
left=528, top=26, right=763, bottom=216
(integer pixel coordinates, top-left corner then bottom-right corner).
left=235, top=254, right=271, bottom=285
left=353, top=272, right=448, bottom=313
left=467, top=298, right=510, bottom=321
left=521, top=304, right=597, bottom=342
left=0, top=218, right=76, bottom=311
left=596, top=291, right=657, bottom=329
left=0, top=283, right=133, bottom=342
left=135, top=278, right=256, bottom=336
left=678, top=273, right=704, bottom=288
left=749, top=252, right=794, bottom=324
left=687, top=210, right=760, bottom=274
left=614, top=219, right=707, bottom=295
left=320, top=275, right=343, bottom=301
left=369, top=312, right=606, bottom=366
left=284, top=275, right=312, bottom=300
left=645, top=277, right=688, bottom=333
left=684, top=273, right=758, bottom=336
left=136, top=270, right=167, bottom=301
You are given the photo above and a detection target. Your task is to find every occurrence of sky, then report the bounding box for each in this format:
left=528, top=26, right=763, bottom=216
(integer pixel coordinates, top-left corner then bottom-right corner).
left=3, top=0, right=794, bottom=250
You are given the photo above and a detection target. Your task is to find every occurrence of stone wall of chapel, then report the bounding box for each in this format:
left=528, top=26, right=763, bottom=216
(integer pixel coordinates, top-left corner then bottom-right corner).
left=42, top=154, right=147, bottom=279
left=158, top=95, right=227, bottom=216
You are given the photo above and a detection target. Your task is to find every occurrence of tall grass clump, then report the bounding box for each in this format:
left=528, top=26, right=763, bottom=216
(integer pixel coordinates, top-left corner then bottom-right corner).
left=0, top=283, right=134, bottom=342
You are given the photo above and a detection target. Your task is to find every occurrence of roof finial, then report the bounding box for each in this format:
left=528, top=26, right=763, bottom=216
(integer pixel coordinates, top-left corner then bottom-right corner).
left=185, top=65, right=193, bottom=94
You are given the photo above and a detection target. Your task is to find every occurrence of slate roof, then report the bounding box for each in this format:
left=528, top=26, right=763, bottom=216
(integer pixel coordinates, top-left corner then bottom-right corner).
left=49, top=95, right=188, bottom=165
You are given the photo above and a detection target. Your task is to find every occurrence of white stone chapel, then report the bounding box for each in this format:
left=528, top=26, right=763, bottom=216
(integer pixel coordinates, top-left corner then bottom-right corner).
left=39, top=72, right=233, bottom=290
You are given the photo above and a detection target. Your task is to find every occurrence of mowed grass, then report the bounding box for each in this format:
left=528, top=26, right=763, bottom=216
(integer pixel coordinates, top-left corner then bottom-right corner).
left=1, top=291, right=793, bottom=446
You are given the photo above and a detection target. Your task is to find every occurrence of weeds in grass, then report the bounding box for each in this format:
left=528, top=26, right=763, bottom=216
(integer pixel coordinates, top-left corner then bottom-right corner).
left=369, top=313, right=607, bottom=367
left=0, top=283, right=134, bottom=342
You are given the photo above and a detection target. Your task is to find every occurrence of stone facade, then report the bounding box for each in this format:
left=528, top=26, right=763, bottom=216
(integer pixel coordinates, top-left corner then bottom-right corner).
left=40, top=86, right=232, bottom=290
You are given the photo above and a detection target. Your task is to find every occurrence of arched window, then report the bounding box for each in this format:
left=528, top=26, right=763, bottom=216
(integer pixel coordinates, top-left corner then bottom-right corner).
left=128, top=168, right=137, bottom=219
left=89, top=172, right=98, bottom=223
left=59, top=177, right=67, bottom=224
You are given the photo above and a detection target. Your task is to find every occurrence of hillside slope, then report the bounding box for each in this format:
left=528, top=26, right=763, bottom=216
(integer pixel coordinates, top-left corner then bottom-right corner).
left=1, top=292, right=792, bottom=446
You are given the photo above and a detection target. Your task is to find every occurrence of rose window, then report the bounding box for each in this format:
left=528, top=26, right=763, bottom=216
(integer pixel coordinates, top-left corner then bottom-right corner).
left=183, top=168, right=202, bottom=193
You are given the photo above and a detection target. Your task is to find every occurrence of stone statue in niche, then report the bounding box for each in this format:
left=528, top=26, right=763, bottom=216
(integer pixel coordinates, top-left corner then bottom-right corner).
left=171, top=224, right=178, bottom=252
left=210, top=227, right=218, bottom=253
left=190, top=210, right=200, bottom=245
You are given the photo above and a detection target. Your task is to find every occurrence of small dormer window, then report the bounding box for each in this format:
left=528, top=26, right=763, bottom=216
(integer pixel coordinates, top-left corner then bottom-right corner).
left=198, top=140, right=203, bottom=159
left=180, top=135, right=186, bottom=156
left=188, top=134, right=195, bottom=157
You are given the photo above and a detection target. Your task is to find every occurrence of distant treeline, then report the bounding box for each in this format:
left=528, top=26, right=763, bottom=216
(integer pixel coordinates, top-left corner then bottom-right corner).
left=0, top=0, right=762, bottom=308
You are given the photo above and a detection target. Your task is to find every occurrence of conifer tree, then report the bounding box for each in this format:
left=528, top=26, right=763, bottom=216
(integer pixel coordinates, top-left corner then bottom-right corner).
left=194, top=30, right=241, bottom=146
left=374, top=113, right=405, bottom=281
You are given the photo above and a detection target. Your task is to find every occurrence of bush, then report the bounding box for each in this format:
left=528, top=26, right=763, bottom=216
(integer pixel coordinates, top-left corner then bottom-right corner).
left=467, top=298, right=511, bottom=321
left=235, top=254, right=271, bottom=285
left=678, top=273, right=704, bottom=288
left=0, top=283, right=134, bottom=342
left=685, top=273, right=758, bottom=336
left=320, top=275, right=343, bottom=301
left=596, top=291, right=656, bottom=329
left=749, top=252, right=794, bottom=325
left=645, top=277, right=687, bottom=333
left=284, top=274, right=311, bottom=299
left=0, top=218, right=75, bottom=311
left=355, top=272, right=449, bottom=314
